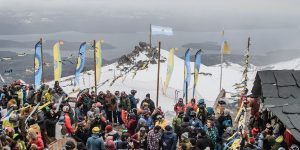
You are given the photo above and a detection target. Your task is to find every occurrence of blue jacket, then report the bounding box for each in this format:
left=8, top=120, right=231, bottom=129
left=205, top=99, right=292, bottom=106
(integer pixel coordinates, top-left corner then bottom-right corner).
left=129, top=94, right=138, bottom=109
left=161, top=130, right=177, bottom=150
left=86, top=134, right=105, bottom=150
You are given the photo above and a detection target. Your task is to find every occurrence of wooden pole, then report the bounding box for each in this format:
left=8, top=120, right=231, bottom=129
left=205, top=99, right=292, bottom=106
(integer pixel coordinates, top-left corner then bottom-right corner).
left=93, top=40, right=97, bottom=94
left=185, top=81, right=188, bottom=104
left=156, top=41, right=161, bottom=107
left=150, top=24, right=152, bottom=48
left=40, top=38, right=45, bottom=83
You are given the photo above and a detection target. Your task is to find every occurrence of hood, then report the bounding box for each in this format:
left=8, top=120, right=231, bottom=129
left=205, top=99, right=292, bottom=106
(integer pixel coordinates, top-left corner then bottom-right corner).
left=164, top=130, right=174, bottom=136
left=92, top=134, right=100, bottom=139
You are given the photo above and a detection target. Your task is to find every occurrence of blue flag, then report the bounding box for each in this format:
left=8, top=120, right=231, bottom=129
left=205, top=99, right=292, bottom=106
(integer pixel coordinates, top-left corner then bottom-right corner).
left=183, top=49, right=191, bottom=98
left=193, top=49, right=202, bottom=98
left=34, top=41, right=42, bottom=89
left=75, top=42, right=87, bottom=86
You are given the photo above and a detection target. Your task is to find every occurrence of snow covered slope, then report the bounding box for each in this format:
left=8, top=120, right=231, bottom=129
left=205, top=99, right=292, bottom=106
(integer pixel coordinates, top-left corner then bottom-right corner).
left=48, top=49, right=254, bottom=113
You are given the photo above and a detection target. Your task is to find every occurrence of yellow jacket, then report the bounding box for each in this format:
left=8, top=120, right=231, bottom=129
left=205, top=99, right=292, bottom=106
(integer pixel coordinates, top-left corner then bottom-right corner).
left=44, top=92, right=52, bottom=102
left=155, top=119, right=168, bottom=130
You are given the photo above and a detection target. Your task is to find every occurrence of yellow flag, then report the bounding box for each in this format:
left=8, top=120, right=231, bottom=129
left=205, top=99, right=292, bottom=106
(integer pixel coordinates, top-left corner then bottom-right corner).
left=53, top=41, right=63, bottom=81
left=165, top=48, right=175, bottom=90
left=222, top=40, right=230, bottom=54
left=95, top=41, right=102, bottom=84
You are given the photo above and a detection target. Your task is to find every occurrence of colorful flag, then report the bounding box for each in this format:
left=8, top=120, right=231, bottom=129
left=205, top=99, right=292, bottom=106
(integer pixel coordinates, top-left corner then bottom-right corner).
left=193, top=49, right=202, bottom=98
left=53, top=41, right=64, bottom=81
left=75, top=42, right=87, bottom=86
left=34, top=41, right=43, bottom=89
left=151, top=25, right=174, bottom=36
left=95, top=41, right=102, bottom=84
left=165, top=48, right=175, bottom=90
left=221, top=31, right=231, bottom=54
left=183, top=49, right=191, bottom=98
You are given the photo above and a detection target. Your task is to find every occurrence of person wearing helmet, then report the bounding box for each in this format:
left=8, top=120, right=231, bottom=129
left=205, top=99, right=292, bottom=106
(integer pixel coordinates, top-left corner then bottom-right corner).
left=140, top=93, right=155, bottom=113
left=174, top=98, right=185, bottom=115
left=86, top=127, right=105, bottom=150
left=63, top=106, right=74, bottom=135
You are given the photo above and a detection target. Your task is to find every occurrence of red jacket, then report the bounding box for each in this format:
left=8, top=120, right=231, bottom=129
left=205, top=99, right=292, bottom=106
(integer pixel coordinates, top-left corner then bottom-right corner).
left=185, top=102, right=198, bottom=111
left=174, top=103, right=185, bottom=114
left=64, top=113, right=74, bottom=134
left=30, top=134, right=44, bottom=150
left=126, top=118, right=137, bottom=136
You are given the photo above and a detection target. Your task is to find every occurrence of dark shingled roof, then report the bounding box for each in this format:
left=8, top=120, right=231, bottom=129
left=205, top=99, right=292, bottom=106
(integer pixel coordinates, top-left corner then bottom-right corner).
left=251, top=70, right=300, bottom=141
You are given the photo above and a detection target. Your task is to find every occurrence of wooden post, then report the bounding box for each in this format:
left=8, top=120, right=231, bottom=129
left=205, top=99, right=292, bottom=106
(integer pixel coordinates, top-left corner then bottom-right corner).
left=93, top=40, right=97, bottom=94
left=156, top=41, right=161, bottom=107
left=40, top=38, right=45, bottom=83
left=150, top=24, right=152, bottom=48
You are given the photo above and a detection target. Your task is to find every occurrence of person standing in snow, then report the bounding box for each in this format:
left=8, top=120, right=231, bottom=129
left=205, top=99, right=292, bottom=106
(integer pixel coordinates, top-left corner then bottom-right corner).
left=174, top=98, right=185, bottom=115
left=140, top=93, right=155, bottom=113
left=129, top=90, right=139, bottom=109
left=161, top=125, right=177, bottom=150
left=172, top=111, right=184, bottom=140
left=185, top=98, right=198, bottom=112
left=86, top=127, right=106, bottom=150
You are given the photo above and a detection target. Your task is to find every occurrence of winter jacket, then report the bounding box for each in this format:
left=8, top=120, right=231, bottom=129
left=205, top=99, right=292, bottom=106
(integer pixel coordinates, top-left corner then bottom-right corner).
left=131, top=132, right=148, bottom=149
left=64, top=113, right=74, bottom=134
left=185, top=102, right=198, bottom=111
left=29, top=134, right=44, bottom=150
left=86, top=134, right=106, bottom=150
left=120, top=96, right=131, bottom=111
left=44, top=113, right=58, bottom=138
left=105, top=94, right=117, bottom=111
left=135, top=116, right=147, bottom=132
left=147, top=130, right=162, bottom=150
left=146, top=116, right=154, bottom=129
left=174, top=103, right=185, bottom=114
left=129, top=94, right=138, bottom=109
left=189, top=118, right=203, bottom=129
left=161, top=130, right=177, bottom=150
left=204, top=125, right=219, bottom=145
left=126, top=118, right=138, bottom=136
left=172, top=116, right=183, bottom=134
left=75, top=128, right=90, bottom=144
left=155, top=119, right=168, bottom=130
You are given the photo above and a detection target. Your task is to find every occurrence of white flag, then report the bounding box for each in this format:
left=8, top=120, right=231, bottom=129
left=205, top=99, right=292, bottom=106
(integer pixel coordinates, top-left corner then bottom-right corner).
left=151, top=25, right=173, bottom=36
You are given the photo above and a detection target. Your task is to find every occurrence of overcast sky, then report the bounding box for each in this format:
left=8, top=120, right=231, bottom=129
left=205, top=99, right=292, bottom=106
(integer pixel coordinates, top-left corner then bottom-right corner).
left=1, top=0, right=299, bottom=34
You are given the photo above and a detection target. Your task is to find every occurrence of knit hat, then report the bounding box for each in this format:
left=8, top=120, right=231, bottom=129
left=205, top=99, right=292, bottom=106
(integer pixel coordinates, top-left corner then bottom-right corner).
left=181, top=132, right=189, bottom=139
left=92, top=127, right=100, bottom=134
left=198, top=99, right=205, bottom=105
left=105, top=125, right=113, bottom=133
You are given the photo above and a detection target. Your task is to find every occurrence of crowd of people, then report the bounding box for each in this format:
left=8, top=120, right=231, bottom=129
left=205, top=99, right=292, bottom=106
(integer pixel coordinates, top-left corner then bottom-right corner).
left=0, top=80, right=299, bottom=150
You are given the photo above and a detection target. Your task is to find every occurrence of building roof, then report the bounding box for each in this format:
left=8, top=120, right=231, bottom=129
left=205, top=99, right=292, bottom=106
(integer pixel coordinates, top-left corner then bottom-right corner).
left=251, top=70, right=300, bottom=141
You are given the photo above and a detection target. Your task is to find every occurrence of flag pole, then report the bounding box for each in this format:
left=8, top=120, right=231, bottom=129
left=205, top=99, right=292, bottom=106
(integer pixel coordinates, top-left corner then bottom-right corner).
left=156, top=41, right=161, bottom=107
left=40, top=38, right=45, bottom=83
left=93, top=40, right=97, bottom=94
left=150, top=24, right=152, bottom=49
left=220, top=44, right=223, bottom=92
